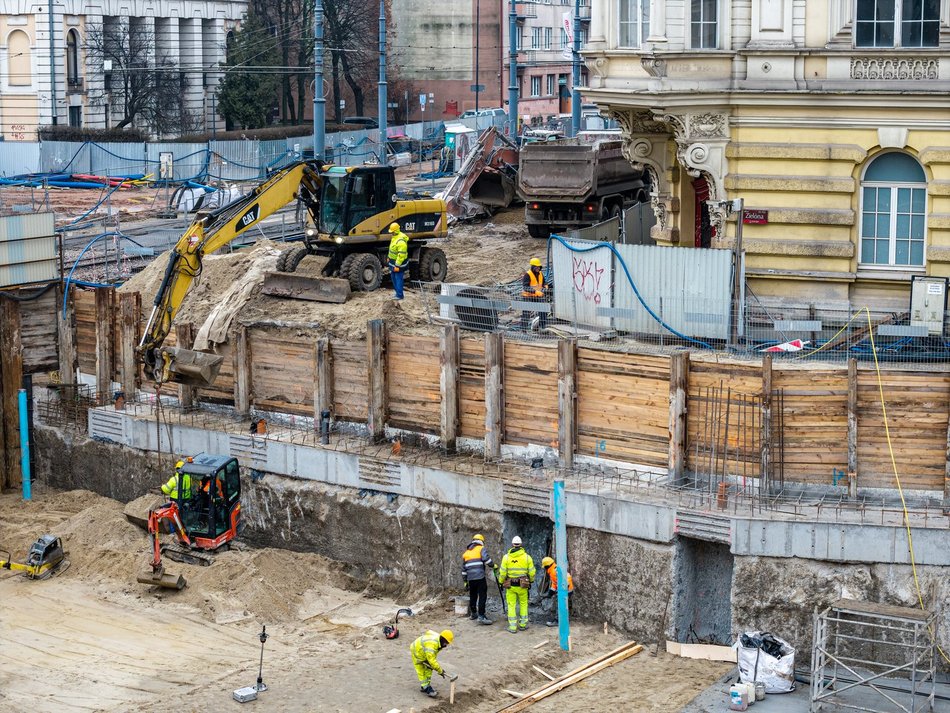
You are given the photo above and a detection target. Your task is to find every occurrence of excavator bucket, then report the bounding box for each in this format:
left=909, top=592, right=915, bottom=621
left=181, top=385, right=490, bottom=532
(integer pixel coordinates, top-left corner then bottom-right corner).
left=161, top=347, right=225, bottom=388
left=470, top=168, right=517, bottom=207
left=260, top=272, right=351, bottom=304
left=136, top=566, right=186, bottom=590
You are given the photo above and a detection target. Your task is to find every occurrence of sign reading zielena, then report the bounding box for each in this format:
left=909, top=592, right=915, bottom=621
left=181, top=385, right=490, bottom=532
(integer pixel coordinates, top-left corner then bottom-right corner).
left=743, top=209, right=769, bottom=225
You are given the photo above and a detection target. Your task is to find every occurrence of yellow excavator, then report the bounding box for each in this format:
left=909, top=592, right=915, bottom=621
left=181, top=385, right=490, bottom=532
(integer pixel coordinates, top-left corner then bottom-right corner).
left=136, top=161, right=448, bottom=387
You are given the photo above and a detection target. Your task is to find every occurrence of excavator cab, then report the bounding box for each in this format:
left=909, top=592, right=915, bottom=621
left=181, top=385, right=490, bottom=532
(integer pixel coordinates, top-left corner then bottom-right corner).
left=319, top=166, right=397, bottom=236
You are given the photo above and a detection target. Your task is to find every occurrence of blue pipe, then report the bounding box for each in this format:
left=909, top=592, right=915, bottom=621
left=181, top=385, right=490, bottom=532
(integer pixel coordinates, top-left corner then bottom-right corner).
left=546, top=234, right=713, bottom=349
left=61, top=231, right=140, bottom=318
left=553, top=479, right=569, bottom=651
left=18, top=389, right=31, bottom=500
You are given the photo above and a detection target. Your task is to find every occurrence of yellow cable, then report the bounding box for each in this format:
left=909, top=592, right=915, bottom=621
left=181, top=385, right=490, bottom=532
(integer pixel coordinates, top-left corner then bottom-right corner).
left=864, top=307, right=950, bottom=665
left=794, top=308, right=867, bottom=359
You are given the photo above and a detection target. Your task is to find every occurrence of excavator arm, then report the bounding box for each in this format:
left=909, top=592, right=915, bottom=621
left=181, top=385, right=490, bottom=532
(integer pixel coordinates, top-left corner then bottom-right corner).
left=137, top=161, right=323, bottom=386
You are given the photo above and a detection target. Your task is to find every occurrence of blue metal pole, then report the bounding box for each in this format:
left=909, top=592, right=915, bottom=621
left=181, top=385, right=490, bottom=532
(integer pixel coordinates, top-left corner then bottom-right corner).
left=553, top=479, right=569, bottom=650
left=18, top=389, right=31, bottom=500
left=508, top=1, right=518, bottom=139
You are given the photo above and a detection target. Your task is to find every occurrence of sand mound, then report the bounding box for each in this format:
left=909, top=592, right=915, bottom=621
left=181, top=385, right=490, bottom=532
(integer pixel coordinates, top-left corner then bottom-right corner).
left=119, top=211, right=538, bottom=340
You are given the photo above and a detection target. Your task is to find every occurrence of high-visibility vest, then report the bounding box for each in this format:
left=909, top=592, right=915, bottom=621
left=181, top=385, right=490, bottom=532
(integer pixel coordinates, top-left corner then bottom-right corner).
left=462, top=542, right=493, bottom=581
left=161, top=472, right=192, bottom=500
left=410, top=630, right=443, bottom=674
left=499, top=547, right=536, bottom=586
left=522, top=270, right=545, bottom=297
left=388, top=233, right=408, bottom=266
left=545, top=563, right=574, bottom=592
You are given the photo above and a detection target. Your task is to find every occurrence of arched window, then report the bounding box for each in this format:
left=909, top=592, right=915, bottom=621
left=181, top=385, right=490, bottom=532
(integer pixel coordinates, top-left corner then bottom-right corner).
left=8, top=30, right=31, bottom=86
left=66, top=29, right=80, bottom=85
left=860, top=153, right=927, bottom=267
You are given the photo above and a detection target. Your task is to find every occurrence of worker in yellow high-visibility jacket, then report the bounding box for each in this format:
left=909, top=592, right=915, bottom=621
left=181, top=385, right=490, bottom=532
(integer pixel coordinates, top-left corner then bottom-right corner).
left=498, top=536, right=536, bottom=633
left=409, top=629, right=455, bottom=698
left=160, top=461, right=192, bottom=500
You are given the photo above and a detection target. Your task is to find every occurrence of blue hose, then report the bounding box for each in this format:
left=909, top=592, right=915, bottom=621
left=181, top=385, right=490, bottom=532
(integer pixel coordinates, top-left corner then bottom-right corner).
left=546, top=234, right=712, bottom=349
left=61, top=232, right=145, bottom=317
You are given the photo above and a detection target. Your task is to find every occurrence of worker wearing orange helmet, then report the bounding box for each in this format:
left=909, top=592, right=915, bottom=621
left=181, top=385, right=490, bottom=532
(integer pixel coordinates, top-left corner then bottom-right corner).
left=409, top=629, right=457, bottom=698
left=541, top=556, right=574, bottom=627
left=520, top=258, right=549, bottom=331
left=387, top=222, right=409, bottom=301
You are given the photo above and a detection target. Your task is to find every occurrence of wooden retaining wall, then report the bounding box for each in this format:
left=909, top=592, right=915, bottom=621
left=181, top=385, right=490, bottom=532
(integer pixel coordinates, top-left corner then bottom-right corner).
left=51, top=287, right=950, bottom=500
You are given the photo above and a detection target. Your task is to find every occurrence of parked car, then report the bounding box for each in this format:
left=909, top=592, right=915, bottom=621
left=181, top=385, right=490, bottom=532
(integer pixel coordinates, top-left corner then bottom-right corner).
left=460, top=107, right=507, bottom=119
left=342, top=116, right=379, bottom=129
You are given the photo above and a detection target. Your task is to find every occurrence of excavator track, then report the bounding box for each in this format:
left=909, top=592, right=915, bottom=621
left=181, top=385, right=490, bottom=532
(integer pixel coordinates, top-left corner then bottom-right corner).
left=161, top=544, right=215, bottom=567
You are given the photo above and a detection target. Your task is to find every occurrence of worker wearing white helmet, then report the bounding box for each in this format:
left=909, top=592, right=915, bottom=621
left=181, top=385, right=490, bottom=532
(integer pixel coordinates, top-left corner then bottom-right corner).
left=498, top=535, right=536, bottom=633
left=520, top=258, right=549, bottom=331
left=387, top=222, right=409, bottom=301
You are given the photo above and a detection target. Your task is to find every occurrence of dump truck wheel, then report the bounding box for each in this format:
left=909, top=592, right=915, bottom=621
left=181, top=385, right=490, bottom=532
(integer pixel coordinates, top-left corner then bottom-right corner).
left=348, top=253, right=383, bottom=292
left=418, top=248, right=447, bottom=283
left=527, top=224, right=550, bottom=239
left=277, top=245, right=308, bottom=273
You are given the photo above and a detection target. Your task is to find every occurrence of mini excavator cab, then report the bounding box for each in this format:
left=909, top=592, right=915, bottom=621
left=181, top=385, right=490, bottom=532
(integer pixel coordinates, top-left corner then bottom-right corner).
left=138, top=454, right=242, bottom=590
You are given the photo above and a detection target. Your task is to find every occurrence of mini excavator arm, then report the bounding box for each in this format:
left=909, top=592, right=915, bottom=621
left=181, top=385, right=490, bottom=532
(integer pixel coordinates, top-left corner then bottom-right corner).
left=137, top=161, right=324, bottom=387
left=138, top=501, right=192, bottom=590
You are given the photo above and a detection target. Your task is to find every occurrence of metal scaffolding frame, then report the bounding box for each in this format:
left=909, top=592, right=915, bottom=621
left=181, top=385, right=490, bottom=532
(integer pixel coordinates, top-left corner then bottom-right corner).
left=811, top=599, right=936, bottom=713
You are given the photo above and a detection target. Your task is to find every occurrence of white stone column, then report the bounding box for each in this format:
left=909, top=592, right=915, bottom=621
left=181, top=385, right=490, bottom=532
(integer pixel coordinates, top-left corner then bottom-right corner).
left=179, top=17, right=204, bottom=122
left=202, top=18, right=225, bottom=133
left=646, top=0, right=668, bottom=46
left=156, top=16, right=180, bottom=65
left=588, top=0, right=607, bottom=46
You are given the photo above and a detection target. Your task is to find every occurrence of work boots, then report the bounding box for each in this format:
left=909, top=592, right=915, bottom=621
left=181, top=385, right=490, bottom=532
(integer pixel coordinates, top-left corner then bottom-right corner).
left=477, top=615, right=493, bottom=625
left=470, top=612, right=478, bottom=620
left=421, top=685, right=438, bottom=698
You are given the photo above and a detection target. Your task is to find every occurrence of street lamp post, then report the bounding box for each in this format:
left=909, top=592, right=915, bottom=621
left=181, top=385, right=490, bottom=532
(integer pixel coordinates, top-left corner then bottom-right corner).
left=508, top=0, right=518, bottom=139
left=570, top=0, right=581, bottom=137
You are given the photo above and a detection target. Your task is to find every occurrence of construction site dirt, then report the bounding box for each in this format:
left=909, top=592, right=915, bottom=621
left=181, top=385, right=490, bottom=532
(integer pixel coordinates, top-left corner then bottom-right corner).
left=0, top=487, right=729, bottom=712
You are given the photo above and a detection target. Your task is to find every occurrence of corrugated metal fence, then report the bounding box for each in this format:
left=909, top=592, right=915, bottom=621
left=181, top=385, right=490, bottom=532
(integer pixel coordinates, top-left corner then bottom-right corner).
left=551, top=238, right=739, bottom=341
left=1, top=120, right=448, bottom=179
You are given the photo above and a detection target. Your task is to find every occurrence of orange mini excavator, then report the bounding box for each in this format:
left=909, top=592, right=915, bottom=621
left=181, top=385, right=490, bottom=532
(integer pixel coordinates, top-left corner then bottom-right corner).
left=137, top=453, right=242, bottom=590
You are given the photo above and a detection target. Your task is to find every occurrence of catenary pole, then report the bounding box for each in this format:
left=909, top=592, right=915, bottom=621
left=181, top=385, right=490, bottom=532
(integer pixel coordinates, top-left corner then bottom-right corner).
left=314, top=0, right=326, bottom=161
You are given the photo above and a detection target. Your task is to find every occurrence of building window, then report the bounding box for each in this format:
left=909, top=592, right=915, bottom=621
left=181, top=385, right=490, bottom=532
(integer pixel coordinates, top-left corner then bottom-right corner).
left=855, top=0, right=939, bottom=48
left=860, top=153, right=927, bottom=267
left=544, top=27, right=552, bottom=49
left=68, top=106, right=81, bottom=127
left=532, top=27, right=541, bottom=49
left=66, top=29, right=80, bottom=86
left=7, top=30, right=31, bottom=86
left=691, top=0, right=718, bottom=49
left=530, top=75, right=542, bottom=97
left=546, top=74, right=555, bottom=95
left=619, top=0, right=650, bottom=48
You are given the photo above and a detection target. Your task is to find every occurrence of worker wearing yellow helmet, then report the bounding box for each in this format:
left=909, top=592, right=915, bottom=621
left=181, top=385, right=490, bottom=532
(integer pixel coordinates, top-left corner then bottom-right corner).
left=387, top=222, right=409, bottom=301
left=461, top=533, right=496, bottom=625
left=520, top=258, right=549, bottom=331
left=540, top=556, right=574, bottom=627
left=409, top=628, right=457, bottom=698
left=160, top=460, right=192, bottom=500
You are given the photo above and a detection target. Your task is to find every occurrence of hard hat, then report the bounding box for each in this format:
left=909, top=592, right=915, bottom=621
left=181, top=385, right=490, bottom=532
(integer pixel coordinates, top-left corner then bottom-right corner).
left=175, top=460, right=184, bottom=469
left=529, top=258, right=542, bottom=267
left=388, top=222, right=401, bottom=234
left=472, top=534, right=485, bottom=542
left=440, top=629, right=454, bottom=645
left=541, top=556, right=555, bottom=568
left=511, top=536, right=522, bottom=547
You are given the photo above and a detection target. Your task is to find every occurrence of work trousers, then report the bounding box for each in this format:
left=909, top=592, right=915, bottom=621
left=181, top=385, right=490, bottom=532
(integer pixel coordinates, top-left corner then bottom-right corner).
left=390, top=262, right=405, bottom=299
left=520, top=295, right=547, bottom=330
left=412, top=658, right=434, bottom=688
left=505, top=585, right=530, bottom=632
left=468, top=577, right=488, bottom=616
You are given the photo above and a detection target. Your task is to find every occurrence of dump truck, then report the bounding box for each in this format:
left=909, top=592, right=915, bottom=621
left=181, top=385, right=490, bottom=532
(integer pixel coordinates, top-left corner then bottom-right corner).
left=517, top=137, right=648, bottom=239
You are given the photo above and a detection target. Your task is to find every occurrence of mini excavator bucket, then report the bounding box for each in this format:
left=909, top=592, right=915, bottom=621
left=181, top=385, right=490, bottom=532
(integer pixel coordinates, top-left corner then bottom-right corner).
left=136, top=565, right=186, bottom=590
left=260, top=272, right=351, bottom=304
left=160, top=347, right=225, bottom=388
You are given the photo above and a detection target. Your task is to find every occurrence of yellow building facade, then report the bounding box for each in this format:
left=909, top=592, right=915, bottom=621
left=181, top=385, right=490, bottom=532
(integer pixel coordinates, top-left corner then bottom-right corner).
left=583, top=0, right=950, bottom=306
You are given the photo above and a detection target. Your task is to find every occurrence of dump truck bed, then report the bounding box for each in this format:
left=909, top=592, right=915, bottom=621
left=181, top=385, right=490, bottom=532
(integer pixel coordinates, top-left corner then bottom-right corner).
left=517, top=139, right=635, bottom=201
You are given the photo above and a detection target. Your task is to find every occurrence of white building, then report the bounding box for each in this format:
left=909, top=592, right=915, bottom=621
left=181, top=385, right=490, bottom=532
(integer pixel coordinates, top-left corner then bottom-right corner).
left=0, top=0, right=245, bottom=139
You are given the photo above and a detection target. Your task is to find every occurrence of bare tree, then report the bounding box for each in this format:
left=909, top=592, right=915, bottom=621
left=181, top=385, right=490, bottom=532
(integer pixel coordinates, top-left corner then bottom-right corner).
left=85, top=21, right=198, bottom=134
left=324, top=0, right=376, bottom=119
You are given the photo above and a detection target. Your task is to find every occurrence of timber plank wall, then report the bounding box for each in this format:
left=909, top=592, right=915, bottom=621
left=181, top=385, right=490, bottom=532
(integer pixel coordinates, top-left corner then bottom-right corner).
left=55, top=288, right=950, bottom=497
